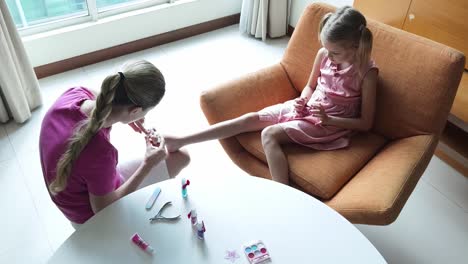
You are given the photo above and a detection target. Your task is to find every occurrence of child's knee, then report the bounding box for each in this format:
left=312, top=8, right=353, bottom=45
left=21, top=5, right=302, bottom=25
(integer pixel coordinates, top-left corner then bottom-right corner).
left=235, top=112, right=260, bottom=130
left=240, top=112, right=259, bottom=123
left=261, top=126, right=279, bottom=147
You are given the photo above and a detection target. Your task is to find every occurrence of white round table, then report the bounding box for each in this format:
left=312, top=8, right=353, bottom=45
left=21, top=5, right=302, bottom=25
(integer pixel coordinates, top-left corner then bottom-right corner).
left=48, top=174, right=386, bottom=264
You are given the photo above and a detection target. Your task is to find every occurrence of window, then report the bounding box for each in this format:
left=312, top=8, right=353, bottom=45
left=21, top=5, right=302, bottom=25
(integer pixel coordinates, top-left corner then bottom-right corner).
left=6, top=0, right=87, bottom=29
left=5, top=0, right=170, bottom=35
left=97, top=0, right=151, bottom=11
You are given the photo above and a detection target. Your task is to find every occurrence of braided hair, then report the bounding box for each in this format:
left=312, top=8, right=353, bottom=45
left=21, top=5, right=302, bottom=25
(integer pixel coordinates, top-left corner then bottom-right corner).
left=49, top=60, right=165, bottom=195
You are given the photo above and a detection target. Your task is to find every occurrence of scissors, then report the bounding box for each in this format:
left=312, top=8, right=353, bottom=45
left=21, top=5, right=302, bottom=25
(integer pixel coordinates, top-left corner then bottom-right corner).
left=149, top=201, right=181, bottom=222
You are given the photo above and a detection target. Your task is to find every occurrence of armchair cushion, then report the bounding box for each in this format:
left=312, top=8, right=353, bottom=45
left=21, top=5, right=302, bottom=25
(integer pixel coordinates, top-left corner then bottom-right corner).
left=237, top=131, right=387, bottom=199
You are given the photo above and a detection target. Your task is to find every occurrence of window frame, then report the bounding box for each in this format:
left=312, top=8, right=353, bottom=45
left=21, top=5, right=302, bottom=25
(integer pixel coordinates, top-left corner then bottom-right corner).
left=96, top=0, right=169, bottom=19
left=17, top=0, right=172, bottom=37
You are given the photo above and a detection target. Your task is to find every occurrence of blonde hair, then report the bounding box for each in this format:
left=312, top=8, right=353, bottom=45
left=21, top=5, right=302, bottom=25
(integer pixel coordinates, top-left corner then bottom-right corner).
left=318, top=6, right=373, bottom=78
left=49, top=60, right=165, bottom=195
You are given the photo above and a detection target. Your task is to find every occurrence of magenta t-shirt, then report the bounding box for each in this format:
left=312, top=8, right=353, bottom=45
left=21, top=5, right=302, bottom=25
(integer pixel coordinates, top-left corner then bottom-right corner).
left=39, top=87, right=123, bottom=224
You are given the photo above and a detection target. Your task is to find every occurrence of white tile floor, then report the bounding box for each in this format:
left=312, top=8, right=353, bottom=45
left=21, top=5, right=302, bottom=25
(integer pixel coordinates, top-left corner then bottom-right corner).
left=0, top=25, right=467, bottom=263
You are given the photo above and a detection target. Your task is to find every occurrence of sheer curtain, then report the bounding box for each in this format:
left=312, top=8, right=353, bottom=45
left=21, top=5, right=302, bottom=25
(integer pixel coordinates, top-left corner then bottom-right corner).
left=239, top=0, right=291, bottom=41
left=0, top=1, right=42, bottom=123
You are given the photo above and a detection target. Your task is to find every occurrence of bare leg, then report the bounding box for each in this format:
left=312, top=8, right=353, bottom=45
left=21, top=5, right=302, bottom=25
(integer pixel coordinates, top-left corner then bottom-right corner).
left=117, top=148, right=190, bottom=188
left=261, top=125, right=295, bottom=185
left=165, top=112, right=275, bottom=152
left=166, top=148, right=191, bottom=177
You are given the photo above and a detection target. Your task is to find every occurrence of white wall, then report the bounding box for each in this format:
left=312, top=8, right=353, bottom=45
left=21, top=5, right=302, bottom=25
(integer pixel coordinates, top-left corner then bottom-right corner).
left=24, top=0, right=242, bottom=67
left=25, top=0, right=357, bottom=67
left=290, top=0, right=353, bottom=27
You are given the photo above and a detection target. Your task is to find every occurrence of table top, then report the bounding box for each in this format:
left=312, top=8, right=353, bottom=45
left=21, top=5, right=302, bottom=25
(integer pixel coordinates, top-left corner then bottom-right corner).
left=48, top=173, right=386, bottom=264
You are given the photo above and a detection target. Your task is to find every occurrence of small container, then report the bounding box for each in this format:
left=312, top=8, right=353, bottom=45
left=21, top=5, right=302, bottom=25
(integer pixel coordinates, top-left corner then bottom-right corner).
left=181, top=178, right=190, bottom=198
left=243, top=240, right=270, bottom=264
left=196, top=220, right=206, bottom=240
left=187, top=209, right=198, bottom=226
left=131, top=233, right=154, bottom=255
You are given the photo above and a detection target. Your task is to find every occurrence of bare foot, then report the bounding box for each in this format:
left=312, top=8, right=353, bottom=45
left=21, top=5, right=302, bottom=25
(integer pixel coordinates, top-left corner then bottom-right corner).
left=163, top=135, right=185, bottom=152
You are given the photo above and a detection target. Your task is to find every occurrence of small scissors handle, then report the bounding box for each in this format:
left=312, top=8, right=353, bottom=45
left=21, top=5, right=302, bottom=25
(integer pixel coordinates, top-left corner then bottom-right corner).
left=154, top=215, right=181, bottom=221
left=149, top=201, right=181, bottom=221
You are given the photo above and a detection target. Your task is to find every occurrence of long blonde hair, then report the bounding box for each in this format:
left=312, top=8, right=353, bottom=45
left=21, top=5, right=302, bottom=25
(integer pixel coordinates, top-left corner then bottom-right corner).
left=318, top=6, right=373, bottom=78
left=49, top=60, right=165, bottom=195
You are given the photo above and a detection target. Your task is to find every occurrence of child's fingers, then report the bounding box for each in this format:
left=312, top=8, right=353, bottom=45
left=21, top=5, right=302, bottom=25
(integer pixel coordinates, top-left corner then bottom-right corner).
left=145, top=136, right=153, bottom=149
left=158, top=135, right=166, bottom=147
left=294, top=97, right=306, bottom=104
left=310, top=105, right=326, bottom=114
left=319, top=106, right=327, bottom=116
left=146, top=133, right=164, bottom=148
left=137, top=117, right=145, bottom=124
left=129, top=122, right=141, bottom=133
left=135, top=122, right=148, bottom=134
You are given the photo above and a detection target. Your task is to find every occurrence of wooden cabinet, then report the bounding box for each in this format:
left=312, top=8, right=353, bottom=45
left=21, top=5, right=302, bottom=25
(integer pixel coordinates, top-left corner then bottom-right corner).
left=355, top=0, right=468, bottom=177
left=353, top=0, right=411, bottom=28
left=403, top=0, right=468, bottom=69
left=452, top=73, right=468, bottom=124
left=355, top=0, right=468, bottom=122
left=354, top=0, right=468, bottom=69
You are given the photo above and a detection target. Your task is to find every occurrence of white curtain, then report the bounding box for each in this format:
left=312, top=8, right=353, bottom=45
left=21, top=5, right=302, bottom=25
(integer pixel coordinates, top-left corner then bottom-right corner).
left=239, top=0, right=291, bottom=41
left=0, top=1, right=42, bottom=123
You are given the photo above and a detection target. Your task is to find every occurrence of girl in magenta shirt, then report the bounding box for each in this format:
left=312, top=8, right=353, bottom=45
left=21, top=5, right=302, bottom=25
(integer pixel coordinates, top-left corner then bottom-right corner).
left=165, top=7, right=378, bottom=185
left=40, top=60, right=189, bottom=227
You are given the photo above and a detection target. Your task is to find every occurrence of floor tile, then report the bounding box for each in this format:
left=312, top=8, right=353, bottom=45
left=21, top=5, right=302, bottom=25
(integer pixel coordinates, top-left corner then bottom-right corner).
left=81, top=59, right=122, bottom=90
left=16, top=148, right=75, bottom=251
left=39, top=68, right=88, bottom=103
left=422, top=155, right=468, bottom=212
left=356, top=179, right=468, bottom=264
left=0, top=125, right=14, bottom=162
left=0, top=159, right=53, bottom=263
left=0, top=242, right=52, bottom=264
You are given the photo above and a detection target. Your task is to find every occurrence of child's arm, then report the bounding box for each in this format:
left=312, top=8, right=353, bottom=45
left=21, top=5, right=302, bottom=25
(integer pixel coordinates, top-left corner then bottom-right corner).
left=89, top=137, right=168, bottom=213
left=293, top=48, right=327, bottom=116
left=314, top=68, right=378, bottom=131
left=300, top=48, right=327, bottom=99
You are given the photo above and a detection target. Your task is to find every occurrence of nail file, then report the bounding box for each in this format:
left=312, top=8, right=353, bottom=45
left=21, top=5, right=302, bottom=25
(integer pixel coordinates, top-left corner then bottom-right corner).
left=146, top=187, right=161, bottom=210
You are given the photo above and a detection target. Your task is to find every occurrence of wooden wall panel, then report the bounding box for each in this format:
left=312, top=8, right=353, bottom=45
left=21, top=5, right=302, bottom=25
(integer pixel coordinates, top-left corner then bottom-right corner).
left=402, top=0, right=468, bottom=68
left=353, top=0, right=412, bottom=29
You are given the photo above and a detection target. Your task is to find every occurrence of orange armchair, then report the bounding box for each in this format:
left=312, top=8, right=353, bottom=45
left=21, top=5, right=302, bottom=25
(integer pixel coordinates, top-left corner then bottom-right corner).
left=200, top=3, right=465, bottom=225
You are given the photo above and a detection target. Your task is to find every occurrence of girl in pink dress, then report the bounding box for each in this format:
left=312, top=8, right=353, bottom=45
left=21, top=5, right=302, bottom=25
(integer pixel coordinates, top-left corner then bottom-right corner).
left=166, top=6, right=378, bottom=185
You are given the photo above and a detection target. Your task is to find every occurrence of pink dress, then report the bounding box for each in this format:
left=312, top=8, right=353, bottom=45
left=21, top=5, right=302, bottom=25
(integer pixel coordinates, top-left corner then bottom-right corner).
left=259, top=57, right=377, bottom=150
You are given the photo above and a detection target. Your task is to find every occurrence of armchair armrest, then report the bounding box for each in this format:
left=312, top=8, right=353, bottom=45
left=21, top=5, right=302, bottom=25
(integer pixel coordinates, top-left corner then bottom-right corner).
left=325, top=134, right=438, bottom=225
left=199, top=63, right=298, bottom=177
left=200, top=63, right=297, bottom=125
